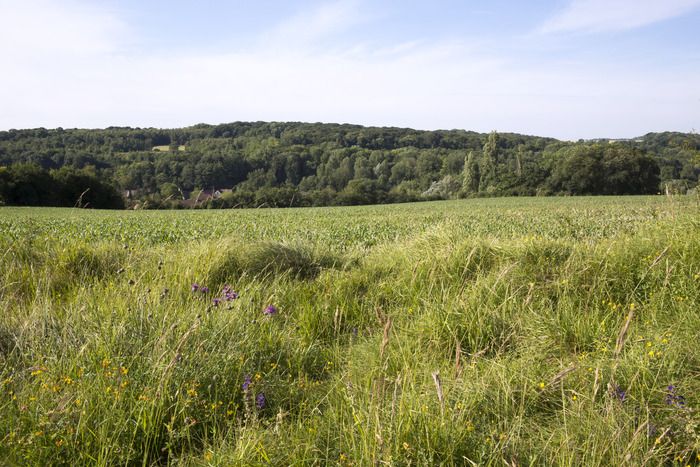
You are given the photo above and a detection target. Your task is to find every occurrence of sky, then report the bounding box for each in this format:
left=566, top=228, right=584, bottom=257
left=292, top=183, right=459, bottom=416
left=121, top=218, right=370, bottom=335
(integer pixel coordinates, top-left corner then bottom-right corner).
left=0, top=0, right=699, bottom=140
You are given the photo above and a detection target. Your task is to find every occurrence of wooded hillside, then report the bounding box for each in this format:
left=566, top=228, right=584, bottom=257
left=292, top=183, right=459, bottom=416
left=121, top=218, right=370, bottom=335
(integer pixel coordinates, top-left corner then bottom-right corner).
left=1, top=123, right=698, bottom=208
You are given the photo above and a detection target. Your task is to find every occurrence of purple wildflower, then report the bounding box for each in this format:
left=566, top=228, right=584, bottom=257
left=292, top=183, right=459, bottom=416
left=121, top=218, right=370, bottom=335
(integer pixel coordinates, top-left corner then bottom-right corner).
left=255, top=392, right=266, bottom=409
left=242, top=375, right=252, bottom=391
left=213, top=298, right=221, bottom=306
left=191, top=283, right=199, bottom=292
left=613, top=385, right=627, bottom=402
left=665, top=385, right=685, bottom=407
left=200, top=286, right=209, bottom=294
left=222, top=285, right=239, bottom=301
left=263, top=305, right=278, bottom=316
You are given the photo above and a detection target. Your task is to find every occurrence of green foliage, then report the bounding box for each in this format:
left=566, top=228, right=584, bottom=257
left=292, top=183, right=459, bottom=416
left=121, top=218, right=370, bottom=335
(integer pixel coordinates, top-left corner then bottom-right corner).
left=1, top=123, right=693, bottom=208
left=207, top=240, right=347, bottom=284
left=462, top=151, right=479, bottom=195
left=548, top=144, right=660, bottom=195
left=0, top=164, right=123, bottom=208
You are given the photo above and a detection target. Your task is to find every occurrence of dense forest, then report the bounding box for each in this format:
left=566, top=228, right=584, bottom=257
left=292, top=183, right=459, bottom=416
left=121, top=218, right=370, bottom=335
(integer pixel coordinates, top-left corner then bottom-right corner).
left=0, top=122, right=698, bottom=208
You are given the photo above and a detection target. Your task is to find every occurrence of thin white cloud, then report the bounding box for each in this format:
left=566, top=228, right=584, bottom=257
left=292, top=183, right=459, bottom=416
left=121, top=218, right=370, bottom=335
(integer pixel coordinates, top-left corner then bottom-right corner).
left=261, top=0, right=371, bottom=50
left=0, top=0, right=698, bottom=140
left=540, top=0, right=700, bottom=34
left=0, top=0, right=128, bottom=59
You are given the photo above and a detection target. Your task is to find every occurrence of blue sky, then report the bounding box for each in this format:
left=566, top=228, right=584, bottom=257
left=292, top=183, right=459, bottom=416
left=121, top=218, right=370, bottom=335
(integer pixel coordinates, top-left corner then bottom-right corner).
left=1, top=0, right=699, bottom=139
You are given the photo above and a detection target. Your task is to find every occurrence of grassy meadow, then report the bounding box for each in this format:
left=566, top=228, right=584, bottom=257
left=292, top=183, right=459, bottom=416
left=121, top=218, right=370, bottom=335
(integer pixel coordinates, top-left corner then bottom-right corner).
left=1, top=196, right=699, bottom=465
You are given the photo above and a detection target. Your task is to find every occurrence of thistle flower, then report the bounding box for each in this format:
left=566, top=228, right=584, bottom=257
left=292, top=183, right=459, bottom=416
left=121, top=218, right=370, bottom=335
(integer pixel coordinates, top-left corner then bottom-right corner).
left=665, top=385, right=685, bottom=406
left=256, top=392, right=266, bottom=409
left=242, top=375, right=252, bottom=391
left=613, top=385, right=627, bottom=402
left=222, top=285, right=239, bottom=301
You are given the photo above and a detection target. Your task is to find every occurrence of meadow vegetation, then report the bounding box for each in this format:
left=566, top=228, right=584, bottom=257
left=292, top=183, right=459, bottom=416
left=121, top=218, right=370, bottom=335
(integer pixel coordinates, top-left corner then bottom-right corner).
left=0, top=196, right=699, bottom=465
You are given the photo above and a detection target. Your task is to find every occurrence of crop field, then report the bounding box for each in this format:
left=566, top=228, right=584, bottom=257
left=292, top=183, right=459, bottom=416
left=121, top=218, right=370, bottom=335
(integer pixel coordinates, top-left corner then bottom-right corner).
left=1, top=196, right=699, bottom=465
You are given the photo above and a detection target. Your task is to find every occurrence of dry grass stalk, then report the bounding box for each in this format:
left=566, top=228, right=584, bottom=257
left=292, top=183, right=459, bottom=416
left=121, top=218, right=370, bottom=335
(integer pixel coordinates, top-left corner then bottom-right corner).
left=454, top=339, right=462, bottom=376
left=380, top=317, right=392, bottom=360
left=614, top=310, right=634, bottom=358
left=432, top=371, right=444, bottom=414
left=549, top=364, right=577, bottom=387
left=593, top=367, right=601, bottom=399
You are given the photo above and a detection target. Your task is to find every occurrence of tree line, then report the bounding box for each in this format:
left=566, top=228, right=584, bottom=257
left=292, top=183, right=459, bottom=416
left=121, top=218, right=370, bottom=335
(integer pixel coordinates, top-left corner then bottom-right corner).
left=0, top=122, right=698, bottom=208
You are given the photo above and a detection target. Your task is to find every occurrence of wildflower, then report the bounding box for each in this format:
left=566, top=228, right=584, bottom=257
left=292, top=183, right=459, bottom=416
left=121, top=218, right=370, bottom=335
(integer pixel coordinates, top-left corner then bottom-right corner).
left=200, top=286, right=209, bottom=294
left=222, top=285, right=239, bottom=301
left=191, top=283, right=199, bottom=292
left=613, top=385, right=627, bottom=402
left=212, top=298, right=221, bottom=307
left=242, top=375, right=252, bottom=391
left=538, top=382, right=545, bottom=390
left=256, top=392, right=266, bottom=409
left=263, top=305, right=278, bottom=316
left=665, top=385, right=685, bottom=407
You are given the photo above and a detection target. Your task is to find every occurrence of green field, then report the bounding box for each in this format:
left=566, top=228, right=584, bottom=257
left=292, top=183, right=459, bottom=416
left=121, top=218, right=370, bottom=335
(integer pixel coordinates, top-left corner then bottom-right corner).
left=1, top=196, right=699, bottom=465
left=151, top=145, right=187, bottom=152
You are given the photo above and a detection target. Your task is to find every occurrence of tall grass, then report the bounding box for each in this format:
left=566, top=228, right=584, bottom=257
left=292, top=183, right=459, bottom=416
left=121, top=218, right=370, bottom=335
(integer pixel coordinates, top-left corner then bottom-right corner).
left=0, top=196, right=698, bottom=465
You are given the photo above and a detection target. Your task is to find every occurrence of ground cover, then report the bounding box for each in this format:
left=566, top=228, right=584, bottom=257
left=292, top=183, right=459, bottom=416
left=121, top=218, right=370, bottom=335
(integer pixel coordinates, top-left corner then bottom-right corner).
left=1, top=196, right=698, bottom=465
